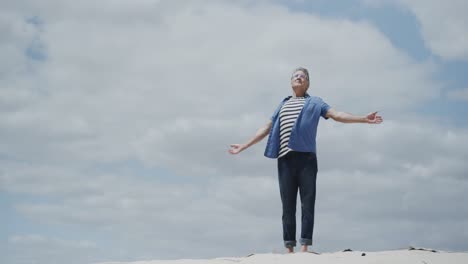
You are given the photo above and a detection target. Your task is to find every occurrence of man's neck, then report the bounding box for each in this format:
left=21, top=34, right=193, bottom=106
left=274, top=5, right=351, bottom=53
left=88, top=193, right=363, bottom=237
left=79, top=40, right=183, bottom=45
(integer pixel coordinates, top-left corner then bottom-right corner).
left=292, top=91, right=306, bottom=97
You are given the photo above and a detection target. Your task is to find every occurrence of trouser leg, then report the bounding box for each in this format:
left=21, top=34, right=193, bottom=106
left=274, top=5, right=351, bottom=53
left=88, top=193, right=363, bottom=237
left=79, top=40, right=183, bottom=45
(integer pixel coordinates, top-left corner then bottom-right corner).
left=298, top=152, right=318, bottom=246
left=277, top=153, right=298, bottom=248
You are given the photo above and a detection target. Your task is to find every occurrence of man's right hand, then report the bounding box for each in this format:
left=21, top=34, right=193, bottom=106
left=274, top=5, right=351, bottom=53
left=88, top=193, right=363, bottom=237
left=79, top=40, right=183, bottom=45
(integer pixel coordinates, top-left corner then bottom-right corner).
left=228, top=120, right=272, bottom=155
left=228, top=144, right=246, bottom=154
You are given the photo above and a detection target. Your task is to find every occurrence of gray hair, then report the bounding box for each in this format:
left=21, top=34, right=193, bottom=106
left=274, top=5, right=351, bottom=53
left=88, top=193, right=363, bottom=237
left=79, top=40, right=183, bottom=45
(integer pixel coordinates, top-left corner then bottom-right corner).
left=291, top=67, right=310, bottom=89
left=291, top=67, right=309, bottom=80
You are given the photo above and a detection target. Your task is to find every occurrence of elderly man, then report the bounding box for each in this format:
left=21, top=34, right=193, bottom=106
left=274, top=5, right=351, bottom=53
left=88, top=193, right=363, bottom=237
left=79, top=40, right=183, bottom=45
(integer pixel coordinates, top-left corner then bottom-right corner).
left=229, top=67, right=383, bottom=253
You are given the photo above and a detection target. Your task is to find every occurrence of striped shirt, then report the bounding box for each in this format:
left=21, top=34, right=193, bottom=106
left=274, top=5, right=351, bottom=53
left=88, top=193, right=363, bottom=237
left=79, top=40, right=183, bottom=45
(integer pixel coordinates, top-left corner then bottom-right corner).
left=278, top=97, right=305, bottom=158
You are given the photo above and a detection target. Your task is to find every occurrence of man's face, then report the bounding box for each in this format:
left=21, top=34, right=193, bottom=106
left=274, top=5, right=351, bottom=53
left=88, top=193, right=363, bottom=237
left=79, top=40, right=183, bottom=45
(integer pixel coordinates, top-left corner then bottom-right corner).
left=291, top=70, right=309, bottom=91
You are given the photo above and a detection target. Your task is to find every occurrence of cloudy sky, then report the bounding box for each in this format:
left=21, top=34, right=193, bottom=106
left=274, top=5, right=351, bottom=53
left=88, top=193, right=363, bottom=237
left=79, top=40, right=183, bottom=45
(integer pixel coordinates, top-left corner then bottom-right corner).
left=1, top=0, right=468, bottom=263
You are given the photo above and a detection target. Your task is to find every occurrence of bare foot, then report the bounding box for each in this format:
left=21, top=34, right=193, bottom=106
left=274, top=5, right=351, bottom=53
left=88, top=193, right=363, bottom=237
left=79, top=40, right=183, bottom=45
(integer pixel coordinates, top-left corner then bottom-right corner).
left=300, top=245, right=308, bottom=252
left=287, top=247, right=294, bottom=254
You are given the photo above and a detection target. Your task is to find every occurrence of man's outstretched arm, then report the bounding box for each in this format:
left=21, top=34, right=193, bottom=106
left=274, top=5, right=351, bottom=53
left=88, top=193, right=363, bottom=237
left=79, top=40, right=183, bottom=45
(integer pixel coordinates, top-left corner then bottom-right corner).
left=326, top=108, right=383, bottom=124
left=228, top=120, right=272, bottom=154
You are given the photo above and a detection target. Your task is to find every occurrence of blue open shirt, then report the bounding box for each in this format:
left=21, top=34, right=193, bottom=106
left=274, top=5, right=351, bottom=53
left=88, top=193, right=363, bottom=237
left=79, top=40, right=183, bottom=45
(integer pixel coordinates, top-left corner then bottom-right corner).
left=264, top=93, right=331, bottom=159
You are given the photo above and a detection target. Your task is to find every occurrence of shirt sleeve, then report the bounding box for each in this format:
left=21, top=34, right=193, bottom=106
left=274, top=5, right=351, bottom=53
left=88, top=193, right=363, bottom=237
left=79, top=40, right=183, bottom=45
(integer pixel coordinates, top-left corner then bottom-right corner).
left=320, top=99, right=331, bottom=119
left=271, top=101, right=283, bottom=121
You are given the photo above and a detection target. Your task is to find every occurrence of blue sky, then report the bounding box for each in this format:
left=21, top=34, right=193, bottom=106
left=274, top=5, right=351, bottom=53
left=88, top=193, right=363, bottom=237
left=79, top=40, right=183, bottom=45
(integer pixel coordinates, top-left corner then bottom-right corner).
left=1, top=1, right=468, bottom=264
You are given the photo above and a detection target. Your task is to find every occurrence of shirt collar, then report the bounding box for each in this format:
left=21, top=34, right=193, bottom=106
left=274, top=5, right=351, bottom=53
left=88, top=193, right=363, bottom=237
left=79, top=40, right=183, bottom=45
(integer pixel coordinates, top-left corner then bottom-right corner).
left=283, top=93, right=310, bottom=102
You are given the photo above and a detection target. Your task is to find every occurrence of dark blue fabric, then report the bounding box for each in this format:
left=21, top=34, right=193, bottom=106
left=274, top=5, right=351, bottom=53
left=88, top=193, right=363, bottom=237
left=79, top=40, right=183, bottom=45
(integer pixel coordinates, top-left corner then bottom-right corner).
left=277, top=151, right=318, bottom=247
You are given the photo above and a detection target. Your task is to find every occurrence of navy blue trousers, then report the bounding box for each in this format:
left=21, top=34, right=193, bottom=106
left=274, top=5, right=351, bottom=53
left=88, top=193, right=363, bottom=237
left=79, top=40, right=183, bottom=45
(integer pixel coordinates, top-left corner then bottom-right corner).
left=277, top=151, right=318, bottom=248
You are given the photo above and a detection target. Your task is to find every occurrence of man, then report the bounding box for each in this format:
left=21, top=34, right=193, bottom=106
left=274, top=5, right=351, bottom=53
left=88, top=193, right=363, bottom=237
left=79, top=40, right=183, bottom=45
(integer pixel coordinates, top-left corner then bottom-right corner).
left=229, top=67, right=383, bottom=253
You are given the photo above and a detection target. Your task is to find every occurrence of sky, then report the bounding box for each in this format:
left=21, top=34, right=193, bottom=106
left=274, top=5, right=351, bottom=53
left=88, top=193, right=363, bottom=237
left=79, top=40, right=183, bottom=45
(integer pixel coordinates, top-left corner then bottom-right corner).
left=1, top=0, right=468, bottom=263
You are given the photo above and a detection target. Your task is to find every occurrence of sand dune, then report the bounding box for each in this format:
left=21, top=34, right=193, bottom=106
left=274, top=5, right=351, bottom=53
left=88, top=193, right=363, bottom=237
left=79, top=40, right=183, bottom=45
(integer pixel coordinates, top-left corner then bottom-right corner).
left=98, top=248, right=468, bottom=264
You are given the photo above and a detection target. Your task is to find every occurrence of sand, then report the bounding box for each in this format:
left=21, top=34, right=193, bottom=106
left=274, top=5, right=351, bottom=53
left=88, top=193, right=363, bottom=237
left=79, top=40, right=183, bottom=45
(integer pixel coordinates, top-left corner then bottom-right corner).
left=97, top=248, right=468, bottom=264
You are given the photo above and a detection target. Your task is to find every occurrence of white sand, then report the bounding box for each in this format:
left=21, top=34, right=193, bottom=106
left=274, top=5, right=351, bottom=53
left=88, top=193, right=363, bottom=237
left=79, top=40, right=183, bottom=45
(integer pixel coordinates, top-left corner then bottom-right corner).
left=98, top=249, right=468, bottom=264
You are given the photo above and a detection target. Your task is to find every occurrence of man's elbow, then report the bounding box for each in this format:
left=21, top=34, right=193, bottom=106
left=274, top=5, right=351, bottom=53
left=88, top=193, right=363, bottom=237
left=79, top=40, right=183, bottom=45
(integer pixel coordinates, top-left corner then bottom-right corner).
left=330, top=112, right=344, bottom=122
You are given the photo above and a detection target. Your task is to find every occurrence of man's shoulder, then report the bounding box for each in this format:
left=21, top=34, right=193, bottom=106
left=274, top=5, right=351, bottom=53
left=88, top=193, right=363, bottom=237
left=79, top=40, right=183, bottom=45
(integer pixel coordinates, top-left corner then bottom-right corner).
left=307, top=95, right=325, bottom=102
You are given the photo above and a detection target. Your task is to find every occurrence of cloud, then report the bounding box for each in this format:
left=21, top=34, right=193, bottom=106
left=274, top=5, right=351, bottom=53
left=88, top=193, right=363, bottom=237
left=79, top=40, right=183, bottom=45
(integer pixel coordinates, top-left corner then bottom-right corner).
left=398, top=0, right=468, bottom=60
left=1, top=0, right=467, bottom=263
left=3, top=119, right=468, bottom=260
left=360, top=0, right=468, bottom=60
left=9, top=234, right=97, bottom=249
left=1, top=0, right=441, bottom=176
left=6, top=234, right=100, bottom=264
left=446, top=88, right=468, bottom=102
